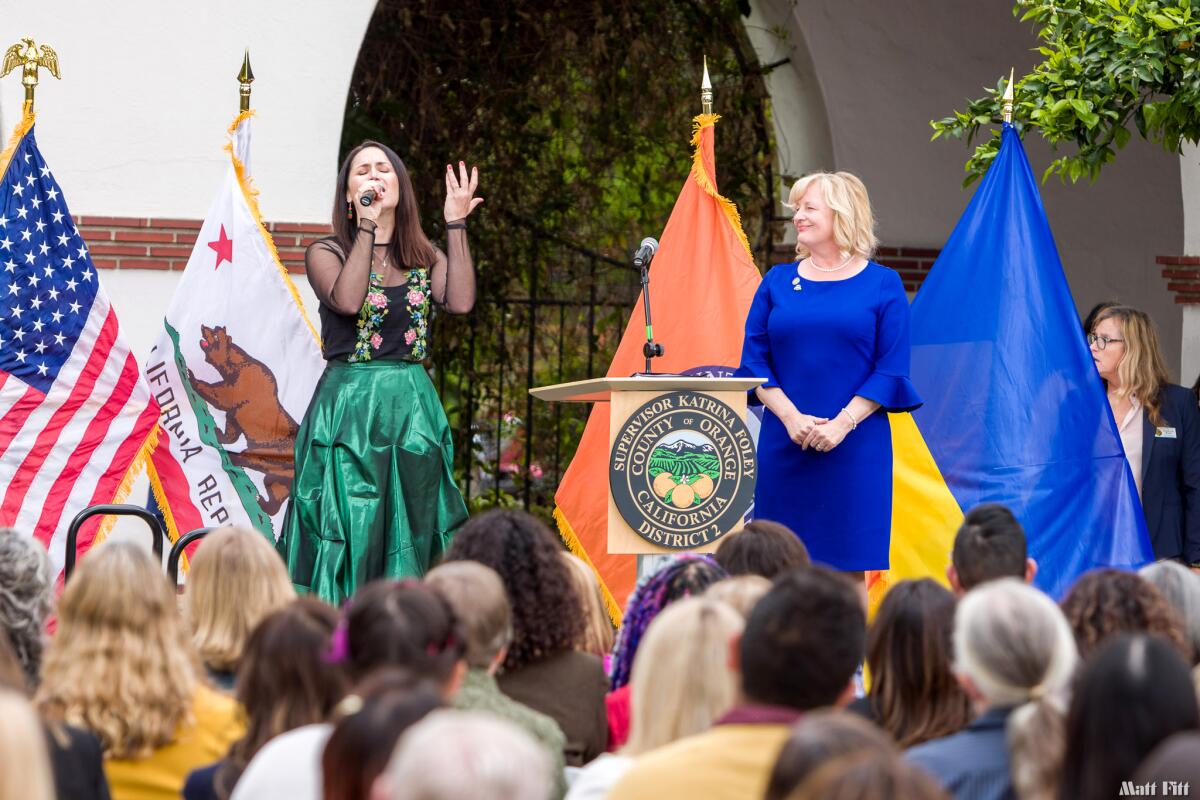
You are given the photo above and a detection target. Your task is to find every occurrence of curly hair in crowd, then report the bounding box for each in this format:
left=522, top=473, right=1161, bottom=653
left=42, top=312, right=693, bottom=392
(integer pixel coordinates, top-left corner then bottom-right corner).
left=35, top=542, right=200, bottom=758
left=0, top=528, right=53, bottom=687
left=443, top=509, right=584, bottom=671
left=609, top=555, right=728, bottom=690
left=1060, top=569, right=1189, bottom=660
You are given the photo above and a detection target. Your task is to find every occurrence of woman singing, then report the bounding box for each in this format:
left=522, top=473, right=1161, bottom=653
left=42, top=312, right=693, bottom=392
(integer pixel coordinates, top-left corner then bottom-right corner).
left=278, top=142, right=481, bottom=604
left=735, top=172, right=921, bottom=572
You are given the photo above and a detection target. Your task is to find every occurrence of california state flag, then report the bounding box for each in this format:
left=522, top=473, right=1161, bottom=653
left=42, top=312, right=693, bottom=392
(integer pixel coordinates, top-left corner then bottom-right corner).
left=144, top=111, right=324, bottom=545
left=553, top=114, right=762, bottom=622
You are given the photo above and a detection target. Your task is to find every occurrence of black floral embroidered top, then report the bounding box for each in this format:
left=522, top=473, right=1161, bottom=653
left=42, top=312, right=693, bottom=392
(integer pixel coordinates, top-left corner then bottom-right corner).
left=317, top=266, right=432, bottom=363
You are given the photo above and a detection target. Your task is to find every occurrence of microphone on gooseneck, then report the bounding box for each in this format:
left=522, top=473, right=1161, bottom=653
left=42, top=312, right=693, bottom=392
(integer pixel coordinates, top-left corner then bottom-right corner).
left=633, top=237, right=658, bottom=269
left=360, top=189, right=377, bottom=207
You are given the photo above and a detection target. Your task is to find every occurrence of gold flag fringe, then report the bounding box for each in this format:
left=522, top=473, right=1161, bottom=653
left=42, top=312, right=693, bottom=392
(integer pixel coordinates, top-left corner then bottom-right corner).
left=93, top=424, right=161, bottom=546
left=224, top=110, right=323, bottom=348
left=554, top=506, right=624, bottom=627
left=689, top=114, right=753, bottom=259
left=0, top=103, right=35, bottom=184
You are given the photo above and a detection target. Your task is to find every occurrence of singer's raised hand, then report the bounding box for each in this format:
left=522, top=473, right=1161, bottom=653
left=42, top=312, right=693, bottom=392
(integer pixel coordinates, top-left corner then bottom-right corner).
left=444, top=161, right=483, bottom=223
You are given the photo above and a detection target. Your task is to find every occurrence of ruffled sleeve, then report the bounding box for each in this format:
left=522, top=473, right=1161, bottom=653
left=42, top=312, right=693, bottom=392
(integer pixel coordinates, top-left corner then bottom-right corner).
left=734, top=273, right=780, bottom=406
left=857, top=268, right=922, bottom=413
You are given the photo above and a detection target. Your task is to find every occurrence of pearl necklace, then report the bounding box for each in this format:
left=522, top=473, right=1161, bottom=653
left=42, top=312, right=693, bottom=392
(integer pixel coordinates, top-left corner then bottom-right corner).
left=807, top=253, right=854, bottom=273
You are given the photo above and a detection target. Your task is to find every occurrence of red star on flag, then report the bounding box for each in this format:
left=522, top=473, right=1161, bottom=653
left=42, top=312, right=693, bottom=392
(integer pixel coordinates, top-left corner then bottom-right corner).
left=207, top=224, right=233, bottom=270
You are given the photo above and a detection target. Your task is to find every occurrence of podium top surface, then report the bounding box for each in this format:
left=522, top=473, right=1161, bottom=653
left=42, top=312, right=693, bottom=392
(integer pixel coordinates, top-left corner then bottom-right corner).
left=530, top=376, right=765, bottom=403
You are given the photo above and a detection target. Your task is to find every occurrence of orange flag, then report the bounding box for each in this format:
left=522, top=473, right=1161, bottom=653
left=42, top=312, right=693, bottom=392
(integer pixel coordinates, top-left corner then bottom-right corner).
left=553, top=114, right=762, bottom=623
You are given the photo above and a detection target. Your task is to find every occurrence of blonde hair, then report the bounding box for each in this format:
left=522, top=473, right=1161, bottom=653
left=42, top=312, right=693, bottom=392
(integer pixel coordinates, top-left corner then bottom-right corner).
left=704, top=575, right=771, bottom=619
left=185, top=526, right=296, bottom=673
left=787, top=172, right=878, bottom=260
left=1094, top=306, right=1171, bottom=426
left=0, top=689, right=54, bottom=800
left=955, top=579, right=1078, bottom=800
left=624, top=597, right=743, bottom=756
left=560, top=553, right=614, bottom=657
left=36, top=542, right=201, bottom=758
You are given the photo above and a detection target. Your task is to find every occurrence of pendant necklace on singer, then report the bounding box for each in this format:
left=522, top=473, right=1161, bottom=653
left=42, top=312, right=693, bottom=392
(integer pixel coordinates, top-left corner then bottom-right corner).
left=373, top=242, right=393, bottom=272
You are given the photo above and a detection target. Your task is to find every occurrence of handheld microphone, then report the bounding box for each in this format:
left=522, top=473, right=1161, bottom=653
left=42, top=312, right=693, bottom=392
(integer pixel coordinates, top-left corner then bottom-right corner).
left=360, top=189, right=377, bottom=207
left=633, top=237, right=658, bottom=269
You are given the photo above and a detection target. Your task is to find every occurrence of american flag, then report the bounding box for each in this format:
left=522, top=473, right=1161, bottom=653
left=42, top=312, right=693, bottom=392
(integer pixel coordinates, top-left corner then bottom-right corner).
left=0, top=119, right=158, bottom=574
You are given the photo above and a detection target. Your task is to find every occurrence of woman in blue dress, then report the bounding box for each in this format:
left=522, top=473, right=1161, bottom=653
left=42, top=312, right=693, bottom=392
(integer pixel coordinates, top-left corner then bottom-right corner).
left=735, top=172, right=921, bottom=571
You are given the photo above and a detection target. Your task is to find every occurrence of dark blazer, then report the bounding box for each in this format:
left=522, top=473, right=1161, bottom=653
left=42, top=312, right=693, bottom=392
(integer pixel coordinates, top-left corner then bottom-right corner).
left=1140, top=384, right=1200, bottom=563
left=46, top=723, right=111, bottom=800
left=496, top=649, right=609, bottom=767
left=906, top=707, right=1015, bottom=800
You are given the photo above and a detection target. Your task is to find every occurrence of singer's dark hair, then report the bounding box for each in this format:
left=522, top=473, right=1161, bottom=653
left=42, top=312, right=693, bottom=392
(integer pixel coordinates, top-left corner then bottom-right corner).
left=330, top=141, right=437, bottom=271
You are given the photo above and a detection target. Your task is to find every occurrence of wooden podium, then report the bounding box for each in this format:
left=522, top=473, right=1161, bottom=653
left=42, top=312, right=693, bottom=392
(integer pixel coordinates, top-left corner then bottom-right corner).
left=530, top=376, right=763, bottom=555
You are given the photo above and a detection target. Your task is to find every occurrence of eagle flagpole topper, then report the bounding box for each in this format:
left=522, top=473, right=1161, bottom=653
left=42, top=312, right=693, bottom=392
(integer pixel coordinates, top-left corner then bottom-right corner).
left=1, top=38, right=60, bottom=110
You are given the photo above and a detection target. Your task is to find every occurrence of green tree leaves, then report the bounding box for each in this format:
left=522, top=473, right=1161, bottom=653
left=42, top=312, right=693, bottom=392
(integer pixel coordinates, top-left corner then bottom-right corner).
left=931, top=0, right=1200, bottom=184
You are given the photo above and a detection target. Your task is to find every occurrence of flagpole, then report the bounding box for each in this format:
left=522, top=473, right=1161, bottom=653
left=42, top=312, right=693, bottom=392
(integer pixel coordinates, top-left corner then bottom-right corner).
left=1, top=38, right=61, bottom=111
left=1002, top=67, right=1015, bottom=124
left=701, top=56, right=713, bottom=115
left=238, top=49, right=254, bottom=112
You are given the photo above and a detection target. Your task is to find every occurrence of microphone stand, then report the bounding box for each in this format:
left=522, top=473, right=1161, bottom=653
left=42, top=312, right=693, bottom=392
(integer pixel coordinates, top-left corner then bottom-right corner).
left=639, top=257, right=663, bottom=374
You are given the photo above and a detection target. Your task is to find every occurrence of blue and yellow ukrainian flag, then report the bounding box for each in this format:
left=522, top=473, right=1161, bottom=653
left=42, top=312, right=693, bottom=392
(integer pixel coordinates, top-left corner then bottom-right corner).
left=870, top=122, right=1153, bottom=608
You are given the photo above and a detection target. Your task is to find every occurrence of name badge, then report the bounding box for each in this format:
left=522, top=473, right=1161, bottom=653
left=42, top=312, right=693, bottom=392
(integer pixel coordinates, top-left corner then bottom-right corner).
left=1156, top=427, right=1177, bottom=439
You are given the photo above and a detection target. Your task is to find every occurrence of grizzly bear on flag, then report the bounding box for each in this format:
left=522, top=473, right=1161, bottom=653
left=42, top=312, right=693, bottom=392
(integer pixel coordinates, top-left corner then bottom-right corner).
left=189, top=324, right=299, bottom=516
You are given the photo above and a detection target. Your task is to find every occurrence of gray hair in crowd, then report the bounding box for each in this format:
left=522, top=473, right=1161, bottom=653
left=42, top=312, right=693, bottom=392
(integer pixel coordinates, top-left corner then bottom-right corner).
left=0, top=529, right=53, bottom=686
left=1139, top=561, right=1200, bottom=663
left=380, top=710, right=553, bottom=800
left=955, top=578, right=1078, bottom=800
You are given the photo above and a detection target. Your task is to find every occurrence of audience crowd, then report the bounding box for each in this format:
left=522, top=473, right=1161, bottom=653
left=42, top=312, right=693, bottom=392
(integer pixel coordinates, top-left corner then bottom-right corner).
left=4, top=498, right=1200, bottom=800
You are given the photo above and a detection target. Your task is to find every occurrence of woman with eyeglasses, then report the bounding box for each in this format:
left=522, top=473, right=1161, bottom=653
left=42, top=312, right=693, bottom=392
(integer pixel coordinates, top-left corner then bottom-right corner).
left=1089, top=306, right=1200, bottom=567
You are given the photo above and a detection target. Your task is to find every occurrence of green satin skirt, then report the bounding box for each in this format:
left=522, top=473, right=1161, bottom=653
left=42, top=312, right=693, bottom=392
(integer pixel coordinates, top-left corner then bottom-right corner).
left=278, top=359, right=468, bottom=605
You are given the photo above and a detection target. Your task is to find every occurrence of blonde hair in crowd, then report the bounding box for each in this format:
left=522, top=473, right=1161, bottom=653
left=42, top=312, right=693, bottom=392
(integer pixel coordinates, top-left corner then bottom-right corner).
left=954, top=579, right=1078, bottom=800
left=0, top=690, right=54, bottom=800
left=624, top=597, right=744, bottom=756
left=185, top=526, right=296, bottom=673
left=1093, top=306, right=1171, bottom=426
left=704, top=575, right=771, bottom=619
left=560, top=552, right=615, bottom=657
left=787, top=172, right=878, bottom=260
left=36, top=542, right=200, bottom=759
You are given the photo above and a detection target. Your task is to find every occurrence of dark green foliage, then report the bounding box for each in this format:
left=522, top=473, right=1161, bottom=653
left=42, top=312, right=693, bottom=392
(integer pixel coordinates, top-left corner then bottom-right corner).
left=341, top=0, right=778, bottom=515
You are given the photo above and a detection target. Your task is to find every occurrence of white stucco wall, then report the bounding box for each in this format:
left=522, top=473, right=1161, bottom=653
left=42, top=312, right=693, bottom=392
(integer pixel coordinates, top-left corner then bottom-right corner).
left=1182, top=144, right=1200, bottom=383
left=0, top=3, right=373, bottom=547
left=0, top=1, right=377, bottom=223
left=765, top=0, right=1185, bottom=376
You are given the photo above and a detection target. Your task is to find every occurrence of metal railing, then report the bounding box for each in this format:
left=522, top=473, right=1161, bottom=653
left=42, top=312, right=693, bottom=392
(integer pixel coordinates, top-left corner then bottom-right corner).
left=64, top=504, right=166, bottom=581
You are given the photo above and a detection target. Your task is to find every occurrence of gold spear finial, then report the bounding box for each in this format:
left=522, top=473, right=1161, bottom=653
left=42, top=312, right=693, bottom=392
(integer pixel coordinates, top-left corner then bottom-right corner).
left=1, top=38, right=61, bottom=111
left=238, top=49, right=254, bottom=112
left=1002, top=67, right=1015, bottom=124
left=701, top=55, right=713, bottom=115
